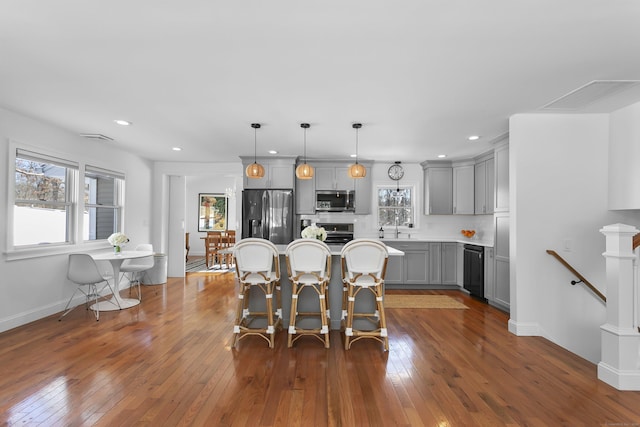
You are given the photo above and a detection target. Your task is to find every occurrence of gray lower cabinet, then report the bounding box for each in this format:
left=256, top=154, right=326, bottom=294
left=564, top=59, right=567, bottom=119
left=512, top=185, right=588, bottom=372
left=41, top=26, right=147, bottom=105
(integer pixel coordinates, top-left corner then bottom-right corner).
left=493, top=214, right=510, bottom=310
left=441, top=242, right=457, bottom=285
left=385, top=241, right=457, bottom=288
left=429, top=242, right=457, bottom=285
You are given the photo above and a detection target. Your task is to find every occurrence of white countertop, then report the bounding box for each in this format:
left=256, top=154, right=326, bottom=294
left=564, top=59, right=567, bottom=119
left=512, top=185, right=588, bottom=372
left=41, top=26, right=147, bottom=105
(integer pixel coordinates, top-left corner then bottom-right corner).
left=379, top=237, right=493, bottom=247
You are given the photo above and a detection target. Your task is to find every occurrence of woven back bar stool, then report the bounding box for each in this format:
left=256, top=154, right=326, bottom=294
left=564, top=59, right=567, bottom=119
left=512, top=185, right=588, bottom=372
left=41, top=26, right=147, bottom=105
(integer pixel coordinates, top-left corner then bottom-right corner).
left=340, top=239, right=389, bottom=351
left=232, top=238, right=282, bottom=348
left=285, top=239, right=332, bottom=348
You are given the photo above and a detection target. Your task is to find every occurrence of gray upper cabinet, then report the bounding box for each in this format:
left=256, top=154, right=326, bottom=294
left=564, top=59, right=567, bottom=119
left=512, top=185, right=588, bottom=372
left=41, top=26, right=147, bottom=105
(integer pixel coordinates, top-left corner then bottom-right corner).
left=494, top=142, right=509, bottom=212
left=474, top=155, right=494, bottom=214
left=300, top=160, right=372, bottom=215
left=452, top=162, right=474, bottom=215
left=315, top=166, right=355, bottom=191
left=421, top=161, right=453, bottom=215
left=295, top=172, right=316, bottom=214
left=240, top=156, right=296, bottom=189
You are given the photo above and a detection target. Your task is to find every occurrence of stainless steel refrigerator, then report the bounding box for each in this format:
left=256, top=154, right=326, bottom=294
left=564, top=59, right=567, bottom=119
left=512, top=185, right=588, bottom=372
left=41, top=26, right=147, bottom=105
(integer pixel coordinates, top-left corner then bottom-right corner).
left=242, top=189, right=294, bottom=244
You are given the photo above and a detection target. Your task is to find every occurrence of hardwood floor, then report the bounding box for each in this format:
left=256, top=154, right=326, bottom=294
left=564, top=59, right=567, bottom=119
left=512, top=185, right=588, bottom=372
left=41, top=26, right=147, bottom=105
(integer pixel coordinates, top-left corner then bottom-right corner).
left=1, top=271, right=639, bottom=426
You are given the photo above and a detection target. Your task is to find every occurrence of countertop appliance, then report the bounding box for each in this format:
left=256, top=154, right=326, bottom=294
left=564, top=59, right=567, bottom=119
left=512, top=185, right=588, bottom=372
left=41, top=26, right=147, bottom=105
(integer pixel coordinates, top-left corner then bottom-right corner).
left=315, top=222, right=354, bottom=244
left=463, top=244, right=485, bottom=300
left=315, top=190, right=355, bottom=212
left=242, top=189, right=294, bottom=244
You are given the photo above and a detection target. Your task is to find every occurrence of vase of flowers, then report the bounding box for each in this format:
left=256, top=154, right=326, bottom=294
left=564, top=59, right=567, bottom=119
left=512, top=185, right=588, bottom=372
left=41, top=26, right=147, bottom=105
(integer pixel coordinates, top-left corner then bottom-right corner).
left=108, top=232, right=129, bottom=254
left=301, top=224, right=327, bottom=242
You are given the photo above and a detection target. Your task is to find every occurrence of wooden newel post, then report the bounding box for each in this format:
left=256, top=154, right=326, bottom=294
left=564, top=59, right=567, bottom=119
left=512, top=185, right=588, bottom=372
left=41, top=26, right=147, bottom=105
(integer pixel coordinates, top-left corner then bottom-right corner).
left=599, top=223, right=640, bottom=390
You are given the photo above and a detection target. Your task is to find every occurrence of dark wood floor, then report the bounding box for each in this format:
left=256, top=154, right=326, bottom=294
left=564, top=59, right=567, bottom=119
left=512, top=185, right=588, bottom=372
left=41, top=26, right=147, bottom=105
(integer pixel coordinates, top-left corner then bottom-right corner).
left=0, top=270, right=639, bottom=426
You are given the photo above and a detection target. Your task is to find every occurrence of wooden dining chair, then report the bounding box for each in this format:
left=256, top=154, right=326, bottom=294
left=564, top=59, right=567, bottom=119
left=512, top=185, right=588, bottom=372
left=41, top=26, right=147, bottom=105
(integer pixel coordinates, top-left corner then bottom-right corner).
left=220, top=230, right=236, bottom=268
left=205, top=231, right=223, bottom=269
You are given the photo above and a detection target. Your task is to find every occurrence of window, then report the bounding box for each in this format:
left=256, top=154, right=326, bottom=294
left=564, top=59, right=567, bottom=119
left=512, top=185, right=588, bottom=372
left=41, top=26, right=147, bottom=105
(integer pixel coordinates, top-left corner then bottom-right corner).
left=377, top=186, right=414, bottom=228
left=10, top=145, right=125, bottom=253
left=13, top=149, right=78, bottom=247
left=84, top=166, right=124, bottom=241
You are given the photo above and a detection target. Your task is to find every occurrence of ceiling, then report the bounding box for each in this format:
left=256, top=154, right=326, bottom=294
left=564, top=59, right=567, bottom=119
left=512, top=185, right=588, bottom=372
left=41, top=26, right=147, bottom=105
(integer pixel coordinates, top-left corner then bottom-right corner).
left=2, top=1, right=640, bottom=164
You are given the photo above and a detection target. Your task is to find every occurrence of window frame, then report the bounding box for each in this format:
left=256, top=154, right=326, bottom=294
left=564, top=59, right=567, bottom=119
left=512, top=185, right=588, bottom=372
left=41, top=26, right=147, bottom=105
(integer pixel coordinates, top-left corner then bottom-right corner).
left=6, top=140, right=126, bottom=260
left=376, top=184, right=416, bottom=229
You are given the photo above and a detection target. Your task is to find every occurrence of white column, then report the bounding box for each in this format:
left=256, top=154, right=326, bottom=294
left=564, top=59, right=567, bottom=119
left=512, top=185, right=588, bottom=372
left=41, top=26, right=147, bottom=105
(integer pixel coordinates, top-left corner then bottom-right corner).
left=599, top=223, right=640, bottom=390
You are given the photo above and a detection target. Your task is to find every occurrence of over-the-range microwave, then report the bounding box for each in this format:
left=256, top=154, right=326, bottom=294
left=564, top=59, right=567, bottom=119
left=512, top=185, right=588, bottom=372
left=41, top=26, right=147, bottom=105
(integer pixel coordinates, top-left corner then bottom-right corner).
left=315, top=190, right=355, bottom=212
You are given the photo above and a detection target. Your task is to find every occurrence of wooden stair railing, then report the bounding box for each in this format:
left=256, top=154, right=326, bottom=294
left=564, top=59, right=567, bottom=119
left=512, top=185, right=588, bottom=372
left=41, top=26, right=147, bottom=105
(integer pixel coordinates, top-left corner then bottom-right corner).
left=546, top=250, right=606, bottom=303
left=633, top=232, right=640, bottom=250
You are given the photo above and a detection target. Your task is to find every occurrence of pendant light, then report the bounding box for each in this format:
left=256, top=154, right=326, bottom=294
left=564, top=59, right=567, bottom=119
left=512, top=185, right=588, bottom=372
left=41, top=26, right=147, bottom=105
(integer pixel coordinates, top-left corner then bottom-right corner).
left=348, top=123, right=366, bottom=178
left=295, top=123, right=314, bottom=180
left=246, top=123, right=265, bottom=179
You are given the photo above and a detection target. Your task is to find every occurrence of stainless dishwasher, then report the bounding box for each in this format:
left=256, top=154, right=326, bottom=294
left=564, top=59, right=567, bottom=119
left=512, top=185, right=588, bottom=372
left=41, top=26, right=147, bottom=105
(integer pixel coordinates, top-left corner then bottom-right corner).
left=463, top=244, right=485, bottom=300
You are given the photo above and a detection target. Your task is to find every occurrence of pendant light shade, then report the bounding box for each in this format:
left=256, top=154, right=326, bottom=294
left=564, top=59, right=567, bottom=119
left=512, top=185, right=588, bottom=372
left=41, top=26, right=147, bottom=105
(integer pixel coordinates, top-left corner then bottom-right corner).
left=295, top=123, right=314, bottom=180
left=246, top=123, right=265, bottom=179
left=348, top=123, right=366, bottom=178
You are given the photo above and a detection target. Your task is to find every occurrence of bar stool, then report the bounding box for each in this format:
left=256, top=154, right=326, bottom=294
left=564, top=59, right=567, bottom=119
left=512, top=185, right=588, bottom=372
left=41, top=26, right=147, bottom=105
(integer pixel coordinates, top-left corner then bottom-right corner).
left=232, top=238, right=282, bottom=348
left=285, top=239, right=332, bottom=348
left=340, top=239, right=389, bottom=351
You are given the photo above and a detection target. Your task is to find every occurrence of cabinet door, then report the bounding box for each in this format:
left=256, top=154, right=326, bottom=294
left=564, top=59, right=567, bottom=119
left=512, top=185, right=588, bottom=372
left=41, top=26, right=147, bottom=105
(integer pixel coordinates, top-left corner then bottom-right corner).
left=295, top=174, right=316, bottom=214
left=404, top=250, right=430, bottom=284
left=315, top=167, right=335, bottom=190
left=494, top=214, right=510, bottom=309
left=385, top=254, right=404, bottom=284
left=243, top=171, right=269, bottom=189
left=425, top=167, right=453, bottom=215
left=335, top=167, right=355, bottom=191
left=483, top=247, right=495, bottom=301
left=494, top=145, right=509, bottom=212
left=269, top=164, right=294, bottom=189
left=428, top=243, right=442, bottom=284
left=485, top=158, right=495, bottom=214
left=441, top=242, right=458, bottom=285
left=453, top=165, right=474, bottom=214
left=354, top=172, right=371, bottom=215
left=474, top=161, right=487, bottom=214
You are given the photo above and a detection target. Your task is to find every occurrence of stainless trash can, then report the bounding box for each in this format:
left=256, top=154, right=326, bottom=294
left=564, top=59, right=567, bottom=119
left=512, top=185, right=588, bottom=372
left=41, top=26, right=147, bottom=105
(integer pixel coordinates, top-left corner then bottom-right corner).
left=142, top=253, right=167, bottom=285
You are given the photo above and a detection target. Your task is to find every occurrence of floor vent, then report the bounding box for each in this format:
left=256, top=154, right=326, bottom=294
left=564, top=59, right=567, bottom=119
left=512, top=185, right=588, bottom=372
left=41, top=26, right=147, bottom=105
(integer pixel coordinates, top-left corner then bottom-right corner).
left=541, top=80, right=640, bottom=111
left=80, top=133, right=114, bottom=142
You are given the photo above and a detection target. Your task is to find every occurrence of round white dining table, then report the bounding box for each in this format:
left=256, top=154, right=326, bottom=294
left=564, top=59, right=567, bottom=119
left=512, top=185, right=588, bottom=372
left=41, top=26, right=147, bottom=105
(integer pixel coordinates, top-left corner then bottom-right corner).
left=90, top=250, right=154, bottom=311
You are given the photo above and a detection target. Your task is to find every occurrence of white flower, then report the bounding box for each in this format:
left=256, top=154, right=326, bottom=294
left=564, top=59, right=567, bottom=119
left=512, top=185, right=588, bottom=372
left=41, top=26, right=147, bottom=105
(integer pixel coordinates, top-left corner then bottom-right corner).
left=301, top=225, right=327, bottom=241
left=108, top=232, right=129, bottom=246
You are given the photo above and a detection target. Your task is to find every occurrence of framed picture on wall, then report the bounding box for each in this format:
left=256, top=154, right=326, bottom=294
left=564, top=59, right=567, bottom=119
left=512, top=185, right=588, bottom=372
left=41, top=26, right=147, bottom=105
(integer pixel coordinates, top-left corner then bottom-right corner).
left=198, top=194, right=227, bottom=232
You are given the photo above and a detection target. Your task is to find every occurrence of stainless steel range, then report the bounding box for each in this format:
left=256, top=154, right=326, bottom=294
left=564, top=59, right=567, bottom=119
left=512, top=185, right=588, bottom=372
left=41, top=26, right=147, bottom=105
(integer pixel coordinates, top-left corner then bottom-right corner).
left=316, top=222, right=354, bottom=245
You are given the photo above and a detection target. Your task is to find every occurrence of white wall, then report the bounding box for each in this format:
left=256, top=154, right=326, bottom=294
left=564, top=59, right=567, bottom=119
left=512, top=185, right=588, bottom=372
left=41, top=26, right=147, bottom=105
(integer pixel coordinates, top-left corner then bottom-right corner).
left=608, top=102, right=640, bottom=209
left=0, top=107, right=153, bottom=332
left=509, top=112, right=640, bottom=363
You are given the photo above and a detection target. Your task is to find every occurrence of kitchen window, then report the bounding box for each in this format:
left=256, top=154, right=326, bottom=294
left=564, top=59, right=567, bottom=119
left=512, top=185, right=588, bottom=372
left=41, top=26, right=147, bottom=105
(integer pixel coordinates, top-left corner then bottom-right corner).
left=377, top=185, right=414, bottom=227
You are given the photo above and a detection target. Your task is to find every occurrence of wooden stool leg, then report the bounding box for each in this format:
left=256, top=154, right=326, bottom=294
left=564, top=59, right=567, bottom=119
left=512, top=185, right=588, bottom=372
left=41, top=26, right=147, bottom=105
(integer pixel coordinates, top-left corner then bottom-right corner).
left=288, top=282, right=299, bottom=348
left=319, top=283, right=330, bottom=348
left=375, top=284, right=389, bottom=351
left=344, top=284, right=356, bottom=350
left=265, top=283, right=275, bottom=348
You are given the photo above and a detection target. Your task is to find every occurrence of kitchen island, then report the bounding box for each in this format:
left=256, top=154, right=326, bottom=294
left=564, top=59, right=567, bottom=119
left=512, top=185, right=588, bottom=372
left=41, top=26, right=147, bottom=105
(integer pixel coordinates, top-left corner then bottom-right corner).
left=268, top=243, right=404, bottom=330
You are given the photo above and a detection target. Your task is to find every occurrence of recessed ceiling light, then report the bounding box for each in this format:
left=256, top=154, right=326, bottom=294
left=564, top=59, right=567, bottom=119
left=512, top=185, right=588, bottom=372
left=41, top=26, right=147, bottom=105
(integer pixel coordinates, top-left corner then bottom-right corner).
left=468, top=135, right=480, bottom=141
left=437, top=154, right=447, bottom=158
left=172, top=147, right=182, bottom=151
left=350, top=154, right=357, bottom=158
left=268, top=150, right=278, bottom=154
left=114, top=119, right=132, bottom=126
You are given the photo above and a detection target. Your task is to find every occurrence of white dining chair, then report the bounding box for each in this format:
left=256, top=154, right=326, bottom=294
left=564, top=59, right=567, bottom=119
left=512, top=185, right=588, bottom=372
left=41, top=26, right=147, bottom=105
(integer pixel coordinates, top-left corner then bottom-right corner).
left=120, top=244, right=154, bottom=301
left=60, top=253, right=115, bottom=321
